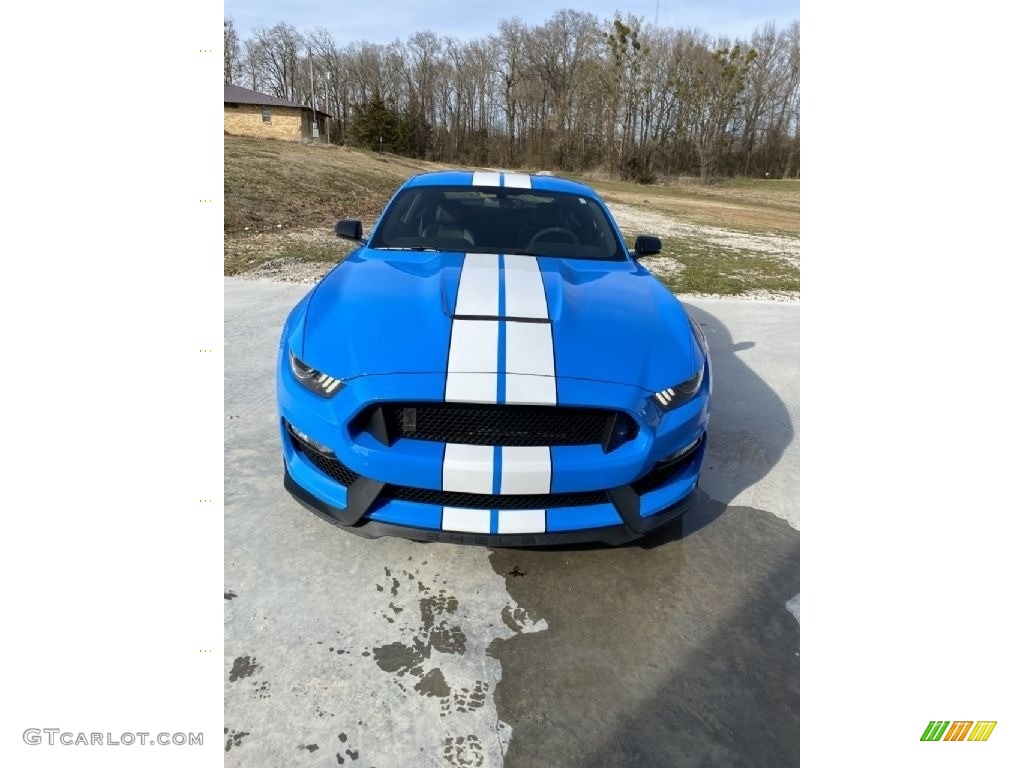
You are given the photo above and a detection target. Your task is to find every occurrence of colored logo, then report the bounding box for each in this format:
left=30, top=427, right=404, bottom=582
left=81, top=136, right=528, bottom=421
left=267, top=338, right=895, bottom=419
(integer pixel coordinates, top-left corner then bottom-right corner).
left=920, top=721, right=997, bottom=742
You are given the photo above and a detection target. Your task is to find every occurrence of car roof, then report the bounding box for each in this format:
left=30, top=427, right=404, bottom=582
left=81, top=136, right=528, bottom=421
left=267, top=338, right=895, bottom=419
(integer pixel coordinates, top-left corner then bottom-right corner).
left=402, top=170, right=599, bottom=197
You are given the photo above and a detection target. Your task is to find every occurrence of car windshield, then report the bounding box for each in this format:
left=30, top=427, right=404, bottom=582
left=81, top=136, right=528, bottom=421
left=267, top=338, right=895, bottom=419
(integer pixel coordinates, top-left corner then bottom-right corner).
left=368, top=186, right=627, bottom=260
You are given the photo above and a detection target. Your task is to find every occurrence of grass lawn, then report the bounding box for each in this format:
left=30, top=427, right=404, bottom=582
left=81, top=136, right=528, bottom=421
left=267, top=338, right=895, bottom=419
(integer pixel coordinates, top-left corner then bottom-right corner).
left=224, top=135, right=799, bottom=297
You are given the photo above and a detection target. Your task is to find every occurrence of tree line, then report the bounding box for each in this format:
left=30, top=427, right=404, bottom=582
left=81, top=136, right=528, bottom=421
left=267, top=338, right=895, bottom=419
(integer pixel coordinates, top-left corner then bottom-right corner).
left=224, top=10, right=799, bottom=182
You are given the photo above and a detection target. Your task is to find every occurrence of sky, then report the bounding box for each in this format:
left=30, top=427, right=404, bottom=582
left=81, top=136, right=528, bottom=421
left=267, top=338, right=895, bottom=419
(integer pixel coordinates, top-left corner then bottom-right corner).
left=224, top=0, right=799, bottom=46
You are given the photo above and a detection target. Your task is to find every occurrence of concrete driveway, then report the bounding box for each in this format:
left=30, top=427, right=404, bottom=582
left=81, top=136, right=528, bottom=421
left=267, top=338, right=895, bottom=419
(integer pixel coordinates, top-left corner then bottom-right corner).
left=224, top=277, right=799, bottom=768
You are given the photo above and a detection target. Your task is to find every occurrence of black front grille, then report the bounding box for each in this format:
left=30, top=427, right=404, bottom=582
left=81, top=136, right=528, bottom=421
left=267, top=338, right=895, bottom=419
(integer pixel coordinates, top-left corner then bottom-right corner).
left=384, top=486, right=608, bottom=510
left=359, top=402, right=636, bottom=447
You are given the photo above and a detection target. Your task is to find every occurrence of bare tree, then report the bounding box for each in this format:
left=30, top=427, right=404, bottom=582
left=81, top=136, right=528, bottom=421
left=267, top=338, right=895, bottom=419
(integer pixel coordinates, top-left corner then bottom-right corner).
left=224, top=19, right=241, bottom=85
left=226, top=11, right=799, bottom=180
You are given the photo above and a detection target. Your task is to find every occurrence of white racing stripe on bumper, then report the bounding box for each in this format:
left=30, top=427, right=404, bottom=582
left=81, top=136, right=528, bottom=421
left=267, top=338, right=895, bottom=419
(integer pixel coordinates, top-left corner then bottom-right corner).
left=500, top=446, right=551, bottom=494
left=497, top=510, right=546, bottom=534
left=472, top=171, right=501, bottom=187
left=455, top=253, right=500, bottom=316
left=442, top=443, right=494, bottom=495
left=441, top=507, right=491, bottom=533
left=445, top=319, right=499, bottom=402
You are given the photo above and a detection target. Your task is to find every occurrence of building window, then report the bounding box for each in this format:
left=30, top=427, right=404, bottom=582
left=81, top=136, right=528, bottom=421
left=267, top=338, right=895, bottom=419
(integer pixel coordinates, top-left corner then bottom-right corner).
left=261, top=107, right=271, bottom=123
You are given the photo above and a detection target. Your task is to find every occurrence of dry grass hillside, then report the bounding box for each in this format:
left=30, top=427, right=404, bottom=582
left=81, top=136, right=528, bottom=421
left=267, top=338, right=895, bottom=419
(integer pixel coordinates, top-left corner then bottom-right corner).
left=224, top=135, right=799, bottom=298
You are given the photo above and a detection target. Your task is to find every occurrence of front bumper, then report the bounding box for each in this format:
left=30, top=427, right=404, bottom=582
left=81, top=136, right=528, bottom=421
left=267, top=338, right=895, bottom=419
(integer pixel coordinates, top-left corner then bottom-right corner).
left=280, top=412, right=707, bottom=546
left=284, top=462, right=698, bottom=546
left=278, top=353, right=710, bottom=546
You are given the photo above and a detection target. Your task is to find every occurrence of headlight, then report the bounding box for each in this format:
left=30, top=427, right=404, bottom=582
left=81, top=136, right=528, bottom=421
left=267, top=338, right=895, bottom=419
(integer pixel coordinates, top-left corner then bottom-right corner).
left=289, top=351, right=344, bottom=397
left=652, top=364, right=704, bottom=411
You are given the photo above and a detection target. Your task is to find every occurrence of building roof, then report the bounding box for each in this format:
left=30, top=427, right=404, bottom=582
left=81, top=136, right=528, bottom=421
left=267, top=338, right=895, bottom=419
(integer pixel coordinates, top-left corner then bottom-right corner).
left=224, top=84, right=330, bottom=119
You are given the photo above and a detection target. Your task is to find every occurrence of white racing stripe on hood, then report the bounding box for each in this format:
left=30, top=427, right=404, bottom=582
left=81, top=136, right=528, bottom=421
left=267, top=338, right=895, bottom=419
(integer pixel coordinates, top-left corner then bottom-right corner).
left=503, top=255, right=557, bottom=405
left=445, top=320, right=499, bottom=402
left=502, top=254, right=548, bottom=318
left=505, top=320, right=556, bottom=405
left=445, top=253, right=501, bottom=403
left=445, top=252, right=556, bottom=404
left=455, top=253, right=500, bottom=316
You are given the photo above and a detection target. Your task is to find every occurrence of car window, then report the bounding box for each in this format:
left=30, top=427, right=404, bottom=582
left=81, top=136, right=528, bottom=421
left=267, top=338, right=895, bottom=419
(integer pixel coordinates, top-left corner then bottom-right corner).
left=369, top=186, right=627, bottom=260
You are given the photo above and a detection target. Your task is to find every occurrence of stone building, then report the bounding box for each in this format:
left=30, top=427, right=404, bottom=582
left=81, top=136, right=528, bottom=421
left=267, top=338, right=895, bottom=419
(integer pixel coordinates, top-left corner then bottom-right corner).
left=224, top=84, right=329, bottom=143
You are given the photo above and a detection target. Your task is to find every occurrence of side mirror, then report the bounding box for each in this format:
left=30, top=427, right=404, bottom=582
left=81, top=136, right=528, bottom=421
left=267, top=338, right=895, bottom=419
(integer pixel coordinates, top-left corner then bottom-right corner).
left=633, top=235, right=662, bottom=257
left=335, top=219, right=364, bottom=241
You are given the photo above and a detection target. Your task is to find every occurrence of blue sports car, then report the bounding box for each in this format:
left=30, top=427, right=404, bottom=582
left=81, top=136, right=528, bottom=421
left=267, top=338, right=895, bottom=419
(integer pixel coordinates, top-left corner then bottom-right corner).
left=277, top=171, right=710, bottom=545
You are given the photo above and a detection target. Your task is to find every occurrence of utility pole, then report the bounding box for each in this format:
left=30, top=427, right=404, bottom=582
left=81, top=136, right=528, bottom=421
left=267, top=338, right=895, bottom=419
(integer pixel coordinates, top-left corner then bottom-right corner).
left=325, top=71, right=331, bottom=144
left=309, top=47, right=315, bottom=111
left=309, top=47, right=319, bottom=140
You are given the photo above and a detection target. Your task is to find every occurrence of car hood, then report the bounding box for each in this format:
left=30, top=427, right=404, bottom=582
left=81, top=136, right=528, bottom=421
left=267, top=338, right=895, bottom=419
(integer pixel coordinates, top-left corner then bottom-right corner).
left=301, top=248, right=699, bottom=392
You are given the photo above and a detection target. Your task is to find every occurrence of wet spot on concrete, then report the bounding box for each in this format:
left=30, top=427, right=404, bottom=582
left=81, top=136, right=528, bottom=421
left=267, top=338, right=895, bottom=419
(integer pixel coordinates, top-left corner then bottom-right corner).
left=496, top=604, right=547, bottom=637
left=414, top=667, right=451, bottom=698
left=508, top=566, right=526, bottom=578
left=300, top=743, right=319, bottom=753
left=390, top=578, right=400, bottom=596
left=228, top=655, right=260, bottom=682
left=442, top=735, right=484, bottom=767
left=500, top=605, right=524, bottom=633
left=315, top=705, right=333, bottom=718
left=372, top=639, right=430, bottom=677
left=488, top=500, right=800, bottom=767
left=441, top=681, right=489, bottom=717
left=346, top=748, right=360, bottom=760
left=224, top=729, right=249, bottom=752
left=375, top=584, right=384, bottom=592
left=389, top=602, right=404, bottom=614
left=419, top=593, right=458, bottom=630
left=428, top=624, right=467, bottom=655
left=252, top=680, right=270, bottom=699
left=224, top=590, right=238, bottom=600
left=338, top=732, right=347, bottom=742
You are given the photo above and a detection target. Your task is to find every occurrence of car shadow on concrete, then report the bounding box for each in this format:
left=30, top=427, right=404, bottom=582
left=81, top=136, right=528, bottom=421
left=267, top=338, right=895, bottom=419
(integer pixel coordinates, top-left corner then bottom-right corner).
left=489, top=506, right=800, bottom=767
left=523, top=301, right=796, bottom=551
